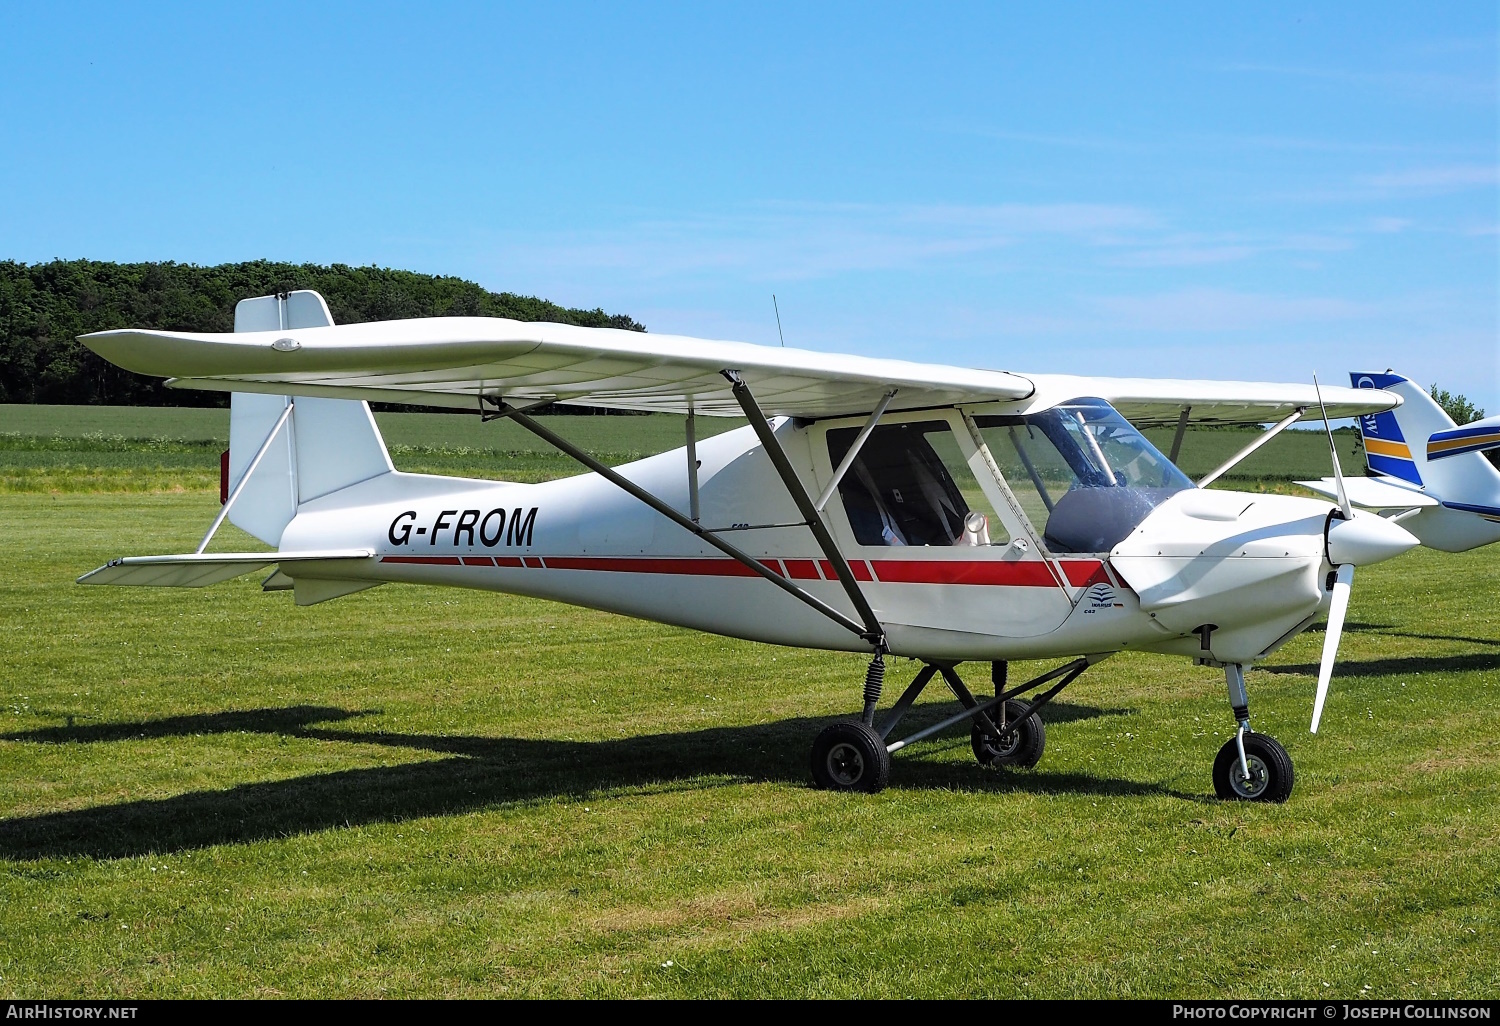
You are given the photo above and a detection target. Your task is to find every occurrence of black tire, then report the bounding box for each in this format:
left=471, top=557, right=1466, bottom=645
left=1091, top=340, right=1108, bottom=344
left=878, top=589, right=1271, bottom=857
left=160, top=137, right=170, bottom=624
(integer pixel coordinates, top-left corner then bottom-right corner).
left=1212, top=732, right=1294, bottom=803
left=971, top=700, right=1045, bottom=769
left=810, top=720, right=891, bottom=793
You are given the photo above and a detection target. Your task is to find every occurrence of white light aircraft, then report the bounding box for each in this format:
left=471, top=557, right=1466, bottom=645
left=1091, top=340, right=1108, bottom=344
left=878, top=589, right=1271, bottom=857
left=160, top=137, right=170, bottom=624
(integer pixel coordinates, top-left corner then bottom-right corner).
left=77, top=291, right=1418, bottom=801
left=1301, top=372, right=1500, bottom=553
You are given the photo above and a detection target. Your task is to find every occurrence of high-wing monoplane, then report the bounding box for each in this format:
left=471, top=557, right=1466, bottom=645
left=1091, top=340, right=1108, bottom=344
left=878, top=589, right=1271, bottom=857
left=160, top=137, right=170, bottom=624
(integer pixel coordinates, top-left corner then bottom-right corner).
left=77, top=291, right=1418, bottom=801
left=1301, top=372, right=1500, bottom=553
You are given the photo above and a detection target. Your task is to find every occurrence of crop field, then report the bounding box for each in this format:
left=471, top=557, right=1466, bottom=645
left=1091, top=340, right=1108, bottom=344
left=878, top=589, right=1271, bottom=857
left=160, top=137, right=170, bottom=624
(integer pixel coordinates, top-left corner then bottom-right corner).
left=1, top=407, right=1496, bottom=998
left=0, top=402, right=1363, bottom=495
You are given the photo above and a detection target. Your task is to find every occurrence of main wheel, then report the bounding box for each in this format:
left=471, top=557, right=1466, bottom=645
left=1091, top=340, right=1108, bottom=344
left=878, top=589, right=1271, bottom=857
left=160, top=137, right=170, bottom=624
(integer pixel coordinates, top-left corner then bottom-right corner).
left=810, top=720, right=891, bottom=793
left=971, top=699, right=1045, bottom=769
left=1212, top=732, right=1294, bottom=802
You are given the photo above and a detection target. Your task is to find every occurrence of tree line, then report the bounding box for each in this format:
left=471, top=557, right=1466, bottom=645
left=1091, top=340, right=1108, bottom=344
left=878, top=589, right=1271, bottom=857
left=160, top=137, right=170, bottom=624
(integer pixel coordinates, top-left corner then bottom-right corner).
left=0, top=260, right=645, bottom=407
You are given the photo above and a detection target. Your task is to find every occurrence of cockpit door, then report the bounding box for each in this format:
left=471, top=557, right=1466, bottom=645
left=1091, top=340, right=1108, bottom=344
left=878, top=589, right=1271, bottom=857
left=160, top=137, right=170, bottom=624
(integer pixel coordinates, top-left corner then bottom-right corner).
left=815, top=410, right=1084, bottom=640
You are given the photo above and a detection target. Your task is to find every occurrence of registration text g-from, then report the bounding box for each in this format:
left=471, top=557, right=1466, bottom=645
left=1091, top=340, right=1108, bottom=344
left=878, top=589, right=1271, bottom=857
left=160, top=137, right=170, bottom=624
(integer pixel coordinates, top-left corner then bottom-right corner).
left=388, top=508, right=538, bottom=548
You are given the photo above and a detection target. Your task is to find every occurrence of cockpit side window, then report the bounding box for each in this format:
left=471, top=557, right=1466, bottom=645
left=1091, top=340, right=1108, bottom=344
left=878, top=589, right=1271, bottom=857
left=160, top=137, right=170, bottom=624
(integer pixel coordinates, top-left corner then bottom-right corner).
left=827, top=421, right=1006, bottom=547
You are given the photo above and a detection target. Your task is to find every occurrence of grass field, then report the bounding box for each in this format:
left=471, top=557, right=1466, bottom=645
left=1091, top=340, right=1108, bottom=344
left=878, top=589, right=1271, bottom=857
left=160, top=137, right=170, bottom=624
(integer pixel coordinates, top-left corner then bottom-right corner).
left=0, top=407, right=1497, bottom=998
left=0, top=403, right=1363, bottom=495
left=0, top=404, right=744, bottom=490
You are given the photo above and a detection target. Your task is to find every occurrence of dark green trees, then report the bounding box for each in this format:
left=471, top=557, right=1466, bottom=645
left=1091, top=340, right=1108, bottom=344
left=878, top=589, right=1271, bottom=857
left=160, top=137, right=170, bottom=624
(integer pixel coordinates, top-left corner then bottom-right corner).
left=0, top=260, right=644, bottom=406
left=1429, top=384, right=1484, bottom=426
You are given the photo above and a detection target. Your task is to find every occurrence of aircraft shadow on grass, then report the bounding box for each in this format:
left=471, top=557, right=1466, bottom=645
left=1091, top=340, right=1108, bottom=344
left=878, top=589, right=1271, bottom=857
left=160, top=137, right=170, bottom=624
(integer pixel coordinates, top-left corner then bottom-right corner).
left=1264, top=651, right=1500, bottom=679
left=0, top=700, right=1178, bottom=861
left=1305, top=621, right=1500, bottom=649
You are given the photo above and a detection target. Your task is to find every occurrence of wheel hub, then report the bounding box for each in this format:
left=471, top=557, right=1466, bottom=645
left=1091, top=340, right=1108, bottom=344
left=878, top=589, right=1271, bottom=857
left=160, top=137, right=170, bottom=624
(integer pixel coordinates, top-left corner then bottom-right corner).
left=826, top=741, right=866, bottom=786
left=987, top=725, right=1021, bottom=758
left=1229, top=754, right=1270, bottom=799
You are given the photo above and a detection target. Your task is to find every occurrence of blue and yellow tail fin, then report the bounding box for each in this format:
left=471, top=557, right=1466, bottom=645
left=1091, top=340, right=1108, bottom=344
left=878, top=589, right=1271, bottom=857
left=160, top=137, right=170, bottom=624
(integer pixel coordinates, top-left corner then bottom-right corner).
left=1350, top=372, right=1425, bottom=485
left=1352, top=372, right=1500, bottom=506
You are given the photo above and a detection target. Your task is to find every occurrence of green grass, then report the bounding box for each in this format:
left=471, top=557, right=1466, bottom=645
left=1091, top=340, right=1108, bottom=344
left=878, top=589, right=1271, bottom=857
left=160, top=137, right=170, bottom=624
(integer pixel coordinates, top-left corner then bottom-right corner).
left=0, top=490, right=1497, bottom=997
left=0, top=405, right=744, bottom=491
left=0, top=404, right=1359, bottom=496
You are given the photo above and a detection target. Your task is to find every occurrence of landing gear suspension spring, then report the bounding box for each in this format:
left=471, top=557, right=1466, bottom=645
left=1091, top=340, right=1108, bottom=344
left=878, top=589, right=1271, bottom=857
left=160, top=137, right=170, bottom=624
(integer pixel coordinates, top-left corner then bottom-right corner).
left=861, top=651, right=886, bottom=725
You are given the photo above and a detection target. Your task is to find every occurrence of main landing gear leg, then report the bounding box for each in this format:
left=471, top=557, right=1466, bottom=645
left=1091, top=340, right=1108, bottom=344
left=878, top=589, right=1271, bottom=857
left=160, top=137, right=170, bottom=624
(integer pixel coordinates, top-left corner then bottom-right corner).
left=860, top=650, right=885, bottom=726
left=809, top=651, right=894, bottom=794
left=811, top=657, right=1089, bottom=793
left=1211, top=662, right=1294, bottom=803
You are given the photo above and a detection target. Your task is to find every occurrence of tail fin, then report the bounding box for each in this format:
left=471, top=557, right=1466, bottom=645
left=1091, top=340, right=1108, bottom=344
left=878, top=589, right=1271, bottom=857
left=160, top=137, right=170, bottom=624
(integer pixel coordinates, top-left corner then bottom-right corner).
left=1351, top=371, right=1500, bottom=504
left=227, top=292, right=394, bottom=546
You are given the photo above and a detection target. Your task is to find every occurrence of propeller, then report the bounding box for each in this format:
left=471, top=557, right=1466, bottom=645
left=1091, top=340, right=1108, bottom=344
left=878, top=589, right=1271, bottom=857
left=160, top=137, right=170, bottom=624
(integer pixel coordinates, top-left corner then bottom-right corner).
left=1312, top=374, right=1352, bottom=734
left=1315, top=374, right=1353, bottom=521
left=1312, top=563, right=1353, bottom=733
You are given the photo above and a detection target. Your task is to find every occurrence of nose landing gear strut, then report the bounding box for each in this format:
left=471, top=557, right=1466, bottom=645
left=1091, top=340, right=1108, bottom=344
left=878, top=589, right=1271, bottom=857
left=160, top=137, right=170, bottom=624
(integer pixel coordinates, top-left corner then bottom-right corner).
left=1211, top=662, right=1294, bottom=803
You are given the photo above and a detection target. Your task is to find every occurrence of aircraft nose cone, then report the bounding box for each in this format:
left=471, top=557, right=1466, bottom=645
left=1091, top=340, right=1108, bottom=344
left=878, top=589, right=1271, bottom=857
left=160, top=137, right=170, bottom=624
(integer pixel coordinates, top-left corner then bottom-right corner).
left=1326, top=511, right=1419, bottom=566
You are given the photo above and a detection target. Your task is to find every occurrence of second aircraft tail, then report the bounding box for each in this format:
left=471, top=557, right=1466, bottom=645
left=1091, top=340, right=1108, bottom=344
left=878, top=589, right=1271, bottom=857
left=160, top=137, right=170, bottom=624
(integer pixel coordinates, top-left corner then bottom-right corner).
left=1350, top=371, right=1500, bottom=506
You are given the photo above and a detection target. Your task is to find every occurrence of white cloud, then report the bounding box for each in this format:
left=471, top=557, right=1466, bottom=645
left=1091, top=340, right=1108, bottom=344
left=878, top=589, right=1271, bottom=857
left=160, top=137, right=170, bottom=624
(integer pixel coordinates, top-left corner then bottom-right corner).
left=1362, top=165, right=1498, bottom=192
left=1218, top=62, right=1496, bottom=103
left=485, top=201, right=1158, bottom=284
left=1089, top=288, right=1369, bottom=332
left=1110, top=245, right=1258, bottom=268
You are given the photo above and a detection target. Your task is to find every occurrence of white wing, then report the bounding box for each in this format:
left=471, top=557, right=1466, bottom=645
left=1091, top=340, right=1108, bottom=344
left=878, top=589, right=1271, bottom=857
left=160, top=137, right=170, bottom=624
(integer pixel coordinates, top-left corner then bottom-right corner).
left=1024, top=374, right=1398, bottom=426
left=82, top=317, right=1397, bottom=422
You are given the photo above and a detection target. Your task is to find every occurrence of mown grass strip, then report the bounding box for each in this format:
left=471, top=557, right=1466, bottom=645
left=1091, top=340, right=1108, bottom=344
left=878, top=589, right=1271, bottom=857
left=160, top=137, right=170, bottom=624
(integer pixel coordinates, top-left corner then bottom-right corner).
left=0, top=492, right=1496, bottom=997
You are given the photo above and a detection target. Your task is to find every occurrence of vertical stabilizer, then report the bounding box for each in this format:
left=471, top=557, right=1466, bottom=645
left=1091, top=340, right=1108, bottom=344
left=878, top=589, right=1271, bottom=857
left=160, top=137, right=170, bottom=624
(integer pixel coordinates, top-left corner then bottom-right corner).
left=226, top=291, right=394, bottom=546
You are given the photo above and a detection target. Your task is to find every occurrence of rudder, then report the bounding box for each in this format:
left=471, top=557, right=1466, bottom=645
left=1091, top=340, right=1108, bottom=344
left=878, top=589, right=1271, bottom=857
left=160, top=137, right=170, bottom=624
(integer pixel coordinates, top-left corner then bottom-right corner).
left=226, top=291, right=394, bottom=546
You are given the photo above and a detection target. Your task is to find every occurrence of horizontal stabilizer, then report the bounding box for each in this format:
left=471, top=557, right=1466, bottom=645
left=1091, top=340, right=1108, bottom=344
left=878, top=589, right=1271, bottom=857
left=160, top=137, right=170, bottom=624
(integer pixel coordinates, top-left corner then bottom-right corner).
left=1297, top=477, right=1437, bottom=511
left=77, top=550, right=374, bottom=588
left=1428, top=414, right=1500, bottom=461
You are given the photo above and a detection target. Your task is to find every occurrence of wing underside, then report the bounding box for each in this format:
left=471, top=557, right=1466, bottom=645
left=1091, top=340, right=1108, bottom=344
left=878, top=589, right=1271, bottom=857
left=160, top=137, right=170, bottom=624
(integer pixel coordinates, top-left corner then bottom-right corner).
left=81, top=317, right=1398, bottom=423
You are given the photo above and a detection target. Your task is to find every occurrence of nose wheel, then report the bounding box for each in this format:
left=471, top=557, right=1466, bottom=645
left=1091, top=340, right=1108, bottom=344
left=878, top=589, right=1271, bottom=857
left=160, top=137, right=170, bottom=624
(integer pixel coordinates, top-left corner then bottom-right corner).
left=1212, top=732, right=1294, bottom=802
left=1212, top=662, right=1295, bottom=802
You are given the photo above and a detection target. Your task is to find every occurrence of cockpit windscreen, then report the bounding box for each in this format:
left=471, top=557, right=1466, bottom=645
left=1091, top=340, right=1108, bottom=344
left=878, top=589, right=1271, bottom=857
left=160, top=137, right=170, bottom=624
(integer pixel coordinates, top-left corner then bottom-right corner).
left=976, top=398, right=1191, bottom=553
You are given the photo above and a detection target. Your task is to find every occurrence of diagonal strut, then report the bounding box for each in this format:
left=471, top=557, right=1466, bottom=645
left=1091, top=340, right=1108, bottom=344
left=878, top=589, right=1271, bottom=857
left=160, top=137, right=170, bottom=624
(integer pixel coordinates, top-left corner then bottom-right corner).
left=723, top=370, right=885, bottom=645
left=485, top=396, right=873, bottom=643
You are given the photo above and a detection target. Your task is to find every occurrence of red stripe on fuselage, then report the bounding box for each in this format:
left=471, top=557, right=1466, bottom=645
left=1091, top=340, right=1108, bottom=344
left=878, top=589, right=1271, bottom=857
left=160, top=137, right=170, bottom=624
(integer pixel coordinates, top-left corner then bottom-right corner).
left=819, top=559, right=873, bottom=582
left=783, top=558, right=820, bottom=581
left=381, top=553, right=1104, bottom=587
left=870, top=559, right=1102, bottom=587
left=545, top=556, right=761, bottom=577
left=1066, top=561, right=1111, bottom=587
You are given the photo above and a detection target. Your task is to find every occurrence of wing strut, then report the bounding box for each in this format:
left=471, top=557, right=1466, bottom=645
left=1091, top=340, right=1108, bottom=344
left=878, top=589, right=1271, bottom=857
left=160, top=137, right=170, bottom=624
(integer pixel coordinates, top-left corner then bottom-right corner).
left=1168, top=406, right=1190, bottom=463
left=484, top=397, right=876, bottom=645
left=196, top=399, right=294, bottom=553
left=815, top=389, right=896, bottom=511
left=1197, top=407, right=1305, bottom=488
left=724, top=370, right=886, bottom=646
left=685, top=404, right=701, bottom=523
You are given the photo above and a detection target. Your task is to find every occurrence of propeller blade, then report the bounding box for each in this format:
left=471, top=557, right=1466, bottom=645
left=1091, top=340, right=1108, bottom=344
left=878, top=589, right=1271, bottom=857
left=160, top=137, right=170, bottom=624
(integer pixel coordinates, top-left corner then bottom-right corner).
left=1313, top=373, right=1353, bottom=520
left=1312, top=563, right=1355, bottom=733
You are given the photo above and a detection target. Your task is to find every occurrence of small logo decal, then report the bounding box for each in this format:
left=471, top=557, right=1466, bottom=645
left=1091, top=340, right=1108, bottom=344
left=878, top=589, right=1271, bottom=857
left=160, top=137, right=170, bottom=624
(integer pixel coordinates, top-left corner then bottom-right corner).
left=1086, top=583, right=1122, bottom=609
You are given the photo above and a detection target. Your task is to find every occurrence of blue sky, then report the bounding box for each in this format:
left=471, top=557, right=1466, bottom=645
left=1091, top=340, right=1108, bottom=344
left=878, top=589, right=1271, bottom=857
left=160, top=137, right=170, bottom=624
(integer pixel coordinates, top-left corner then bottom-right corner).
left=2, top=3, right=1495, bottom=408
